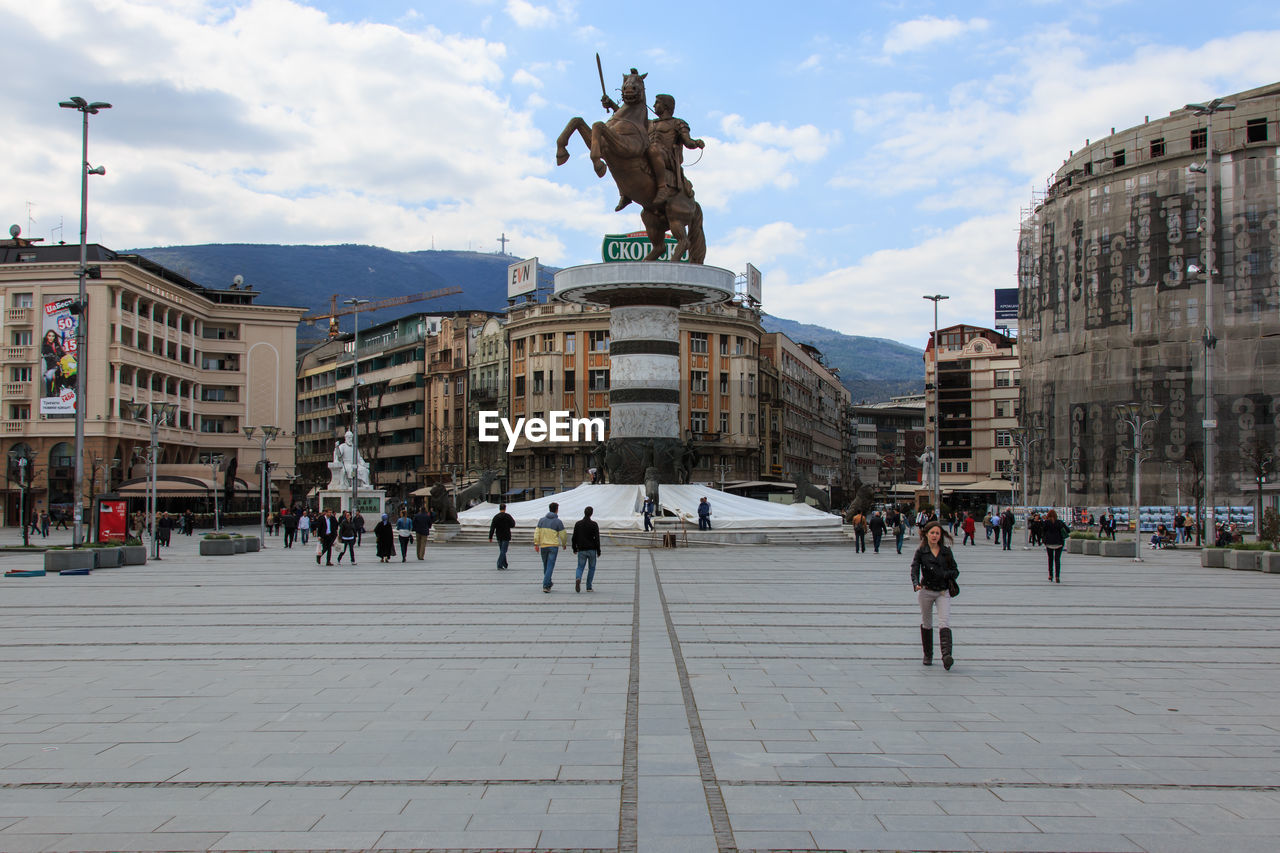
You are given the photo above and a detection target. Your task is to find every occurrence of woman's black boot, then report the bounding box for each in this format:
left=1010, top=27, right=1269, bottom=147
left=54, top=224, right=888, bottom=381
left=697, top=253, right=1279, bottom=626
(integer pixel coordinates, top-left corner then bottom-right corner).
left=920, top=626, right=933, bottom=666
left=940, top=627, right=954, bottom=670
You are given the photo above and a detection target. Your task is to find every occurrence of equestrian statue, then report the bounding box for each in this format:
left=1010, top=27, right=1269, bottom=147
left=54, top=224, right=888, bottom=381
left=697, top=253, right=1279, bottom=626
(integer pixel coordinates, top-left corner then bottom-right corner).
left=557, top=58, right=707, bottom=264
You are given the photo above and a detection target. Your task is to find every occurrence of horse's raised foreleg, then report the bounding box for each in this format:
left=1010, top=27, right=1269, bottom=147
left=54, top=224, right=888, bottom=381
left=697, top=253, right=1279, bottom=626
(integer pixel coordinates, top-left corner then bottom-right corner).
left=590, top=121, right=616, bottom=178
left=556, top=118, right=592, bottom=166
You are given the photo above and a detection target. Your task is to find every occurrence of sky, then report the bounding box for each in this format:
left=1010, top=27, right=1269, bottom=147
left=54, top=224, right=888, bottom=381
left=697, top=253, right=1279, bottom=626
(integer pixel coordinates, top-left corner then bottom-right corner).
left=3, top=1, right=1280, bottom=348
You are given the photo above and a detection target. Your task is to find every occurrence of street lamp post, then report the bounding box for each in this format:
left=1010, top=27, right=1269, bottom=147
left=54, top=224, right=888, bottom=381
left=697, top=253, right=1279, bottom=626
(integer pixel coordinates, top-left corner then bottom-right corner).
left=714, top=462, right=732, bottom=492
left=1186, top=97, right=1235, bottom=544
left=242, top=426, right=280, bottom=546
left=1114, top=402, right=1166, bottom=562
left=8, top=447, right=34, bottom=547
left=1007, top=423, right=1044, bottom=548
left=922, top=294, right=949, bottom=516
left=128, top=402, right=176, bottom=560
left=59, top=96, right=111, bottom=548
left=344, top=298, right=370, bottom=513
left=209, top=454, right=223, bottom=531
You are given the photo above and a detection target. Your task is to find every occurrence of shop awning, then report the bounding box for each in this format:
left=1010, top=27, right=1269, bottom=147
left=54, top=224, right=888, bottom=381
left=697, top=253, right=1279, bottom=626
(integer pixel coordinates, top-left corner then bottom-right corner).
left=948, top=477, right=1015, bottom=493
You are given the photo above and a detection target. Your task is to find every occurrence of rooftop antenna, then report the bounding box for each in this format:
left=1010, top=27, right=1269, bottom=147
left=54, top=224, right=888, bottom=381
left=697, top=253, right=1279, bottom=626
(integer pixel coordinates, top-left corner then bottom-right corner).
left=25, top=201, right=36, bottom=236
left=52, top=216, right=64, bottom=244
left=230, top=274, right=243, bottom=290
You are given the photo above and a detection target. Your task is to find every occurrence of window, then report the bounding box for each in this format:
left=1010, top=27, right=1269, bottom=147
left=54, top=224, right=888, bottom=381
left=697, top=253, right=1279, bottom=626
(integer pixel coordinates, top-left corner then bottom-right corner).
left=1190, top=127, right=1207, bottom=151
left=955, top=461, right=969, bottom=473
left=735, top=336, right=745, bottom=355
left=200, top=417, right=226, bottom=433
left=9, top=404, right=31, bottom=420
left=589, top=369, right=610, bottom=391
left=589, top=330, right=609, bottom=352
left=720, top=412, right=729, bottom=433
left=202, top=388, right=228, bottom=402
left=746, top=373, right=756, bottom=397
left=514, top=375, right=526, bottom=396
left=513, top=338, right=526, bottom=358
left=719, top=372, right=729, bottom=395
left=1149, top=138, right=1165, bottom=158
left=747, top=413, right=756, bottom=436
left=589, top=409, right=610, bottom=434
left=996, top=431, right=1012, bottom=447
left=691, top=411, right=708, bottom=432
left=11, top=292, right=33, bottom=308
left=995, top=370, right=1011, bottom=387
left=542, top=333, right=556, bottom=352
left=9, top=367, right=32, bottom=382
left=1246, top=117, right=1268, bottom=143
left=689, top=332, right=708, bottom=354
left=1084, top=161, right=1094, bottom=176
left=532, top=371, right=545, bottom=394
left=939, top=462, right=952, bottom=474
left=564, top=369, right=576, bottom=393
left=565, top=332, right=576, bottom=353
left=542, top=451, right=555, bottom=469
left=719, top=335, right=728, bottom=355
left=690, top=370, right=708, bottom=393
left=10, top=330, right=33, bottom=346
left=1111, top=149, right=1125, bottom=168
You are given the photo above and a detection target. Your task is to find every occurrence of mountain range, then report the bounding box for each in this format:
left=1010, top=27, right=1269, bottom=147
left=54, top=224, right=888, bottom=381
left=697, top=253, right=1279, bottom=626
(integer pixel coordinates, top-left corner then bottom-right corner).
left=128, top=243, right=924, bottom=402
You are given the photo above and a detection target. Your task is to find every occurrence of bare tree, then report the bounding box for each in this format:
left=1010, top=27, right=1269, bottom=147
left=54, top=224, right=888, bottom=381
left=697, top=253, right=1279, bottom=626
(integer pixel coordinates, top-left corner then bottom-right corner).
left=1240, top=435, right=1275, bottom=543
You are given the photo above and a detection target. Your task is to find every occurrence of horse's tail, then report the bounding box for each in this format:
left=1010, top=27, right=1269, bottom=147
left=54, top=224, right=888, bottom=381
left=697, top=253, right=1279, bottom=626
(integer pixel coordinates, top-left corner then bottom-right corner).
left=687, top=202, right=706, bottom=264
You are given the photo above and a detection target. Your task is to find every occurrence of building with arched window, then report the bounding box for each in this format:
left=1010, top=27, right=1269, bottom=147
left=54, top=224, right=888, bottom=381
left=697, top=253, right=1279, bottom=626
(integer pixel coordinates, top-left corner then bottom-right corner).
left=1, top=238, right=305, bottom=527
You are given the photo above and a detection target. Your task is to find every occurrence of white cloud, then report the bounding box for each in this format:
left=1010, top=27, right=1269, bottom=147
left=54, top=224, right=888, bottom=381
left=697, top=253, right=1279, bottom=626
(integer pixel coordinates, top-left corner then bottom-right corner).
left=705, top=221, right=807, bottom=275
left=692, top=115, right=837, bottom=209
left=512, top=69, right=543, bottom=88
left=797, top=54, right=822, bottom=72
left=768, top=214, right=1013, bottom=344
left=505, top=0, right=556, bottom=28
left=883, top=16, right=990, bottom=55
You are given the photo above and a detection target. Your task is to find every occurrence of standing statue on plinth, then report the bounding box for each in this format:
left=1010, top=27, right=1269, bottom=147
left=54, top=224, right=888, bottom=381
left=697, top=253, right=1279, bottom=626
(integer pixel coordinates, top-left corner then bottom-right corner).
left=557, top=58, right=707, bottom=264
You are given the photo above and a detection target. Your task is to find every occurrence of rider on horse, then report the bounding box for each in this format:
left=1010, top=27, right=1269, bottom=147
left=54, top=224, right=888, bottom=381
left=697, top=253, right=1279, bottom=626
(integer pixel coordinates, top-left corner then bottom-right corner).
left=607, top=92, right=704, bottom=213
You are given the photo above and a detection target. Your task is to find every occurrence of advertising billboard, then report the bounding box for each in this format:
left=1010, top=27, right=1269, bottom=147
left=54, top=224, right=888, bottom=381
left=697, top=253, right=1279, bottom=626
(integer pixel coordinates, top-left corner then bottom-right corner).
left=507, top=257, right=538, bottom=299
left=40, top=296, right=78, bottom=415
left=745, top=263, right=762, bottom=304
left=601, top=233, right=684, bottom=262
left=994, top=288, right=1019, bottom=325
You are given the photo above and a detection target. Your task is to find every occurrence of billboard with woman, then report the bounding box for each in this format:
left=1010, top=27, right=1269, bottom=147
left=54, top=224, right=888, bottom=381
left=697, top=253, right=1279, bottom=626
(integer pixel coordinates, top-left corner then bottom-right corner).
left=40, top=296, right=78, bottom=415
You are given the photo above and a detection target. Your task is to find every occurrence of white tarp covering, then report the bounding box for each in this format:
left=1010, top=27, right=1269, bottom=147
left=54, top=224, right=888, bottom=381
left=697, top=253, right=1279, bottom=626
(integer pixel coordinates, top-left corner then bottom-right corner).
left=458, top=483, right=841, bottom=531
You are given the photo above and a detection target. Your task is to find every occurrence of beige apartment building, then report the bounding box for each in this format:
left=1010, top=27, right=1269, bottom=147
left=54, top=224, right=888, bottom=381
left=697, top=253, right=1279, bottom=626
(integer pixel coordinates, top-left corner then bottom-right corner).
left=1, top=240, right=304, bottom=526
left=294, top=311, right=496, bottom=506
left=923, top=324, right=1020, bottom=504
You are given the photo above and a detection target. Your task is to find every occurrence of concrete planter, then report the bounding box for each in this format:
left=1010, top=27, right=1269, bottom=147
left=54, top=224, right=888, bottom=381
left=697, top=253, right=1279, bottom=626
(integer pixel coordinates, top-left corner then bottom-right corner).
left=120, top=545, right=148, bottom=565
left=1201, top=548, right=1227, bottom=568
left=231, top=537, right=247, bottom=554
left=43, top=549, right=95, bottom=572
left=1082, top=540, right=1102, bottom=556
left=243, top=536, right=260, bottom=553
left=1100, top=541, right=1136, bottom=558
left=1066, top=539, right=1083, bottom=554
left=93, top=547, right=122, bottom=569
left=200, top=539, right=237, bottom=556
left=1226, top=550, right=1262, bottom=571
left=1260, top=552, right=1280, bottom=573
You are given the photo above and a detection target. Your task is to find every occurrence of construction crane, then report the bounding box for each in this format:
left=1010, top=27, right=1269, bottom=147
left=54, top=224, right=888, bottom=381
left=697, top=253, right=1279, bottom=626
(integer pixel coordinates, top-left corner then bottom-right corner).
left=301, top=286, right=465, bottom=338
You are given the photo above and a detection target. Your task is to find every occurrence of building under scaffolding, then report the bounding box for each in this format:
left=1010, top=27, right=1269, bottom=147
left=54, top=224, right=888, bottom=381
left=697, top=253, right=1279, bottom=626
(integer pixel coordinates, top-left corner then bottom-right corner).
left=1018, top=82, right=1280, bottom=510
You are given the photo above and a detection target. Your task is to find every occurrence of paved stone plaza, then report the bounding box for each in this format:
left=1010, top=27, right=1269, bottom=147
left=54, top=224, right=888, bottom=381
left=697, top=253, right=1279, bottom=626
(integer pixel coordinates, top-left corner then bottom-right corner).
left=1, top=528, right=1278, bottom=853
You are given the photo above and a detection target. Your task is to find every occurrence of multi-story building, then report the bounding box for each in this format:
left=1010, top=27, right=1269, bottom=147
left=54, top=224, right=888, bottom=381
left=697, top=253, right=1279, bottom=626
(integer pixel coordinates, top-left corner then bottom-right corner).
left=851, top=395, right=926, bottom=491
left=760, top=333, right=853, bottom=490
left=295, top=311, right=496, bottom=505
left=1019, top=82, right=1279, bottom=508
left=1, top=239, right=304, bottom=525
left=466, top=315, right=509, bottom=497
left=923, top=324, right=1020, bottom=499
left=502, top=300, right=768, bottom=495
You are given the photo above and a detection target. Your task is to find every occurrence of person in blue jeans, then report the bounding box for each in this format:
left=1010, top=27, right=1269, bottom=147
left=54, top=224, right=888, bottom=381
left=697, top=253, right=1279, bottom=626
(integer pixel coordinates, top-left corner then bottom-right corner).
left=697, top=497, right=712, bottom=530
left=572, top=506, right=601, bottom=593
left=488, top=504, right=515, bottom=570
left=534, top=502, right=568, bottom=592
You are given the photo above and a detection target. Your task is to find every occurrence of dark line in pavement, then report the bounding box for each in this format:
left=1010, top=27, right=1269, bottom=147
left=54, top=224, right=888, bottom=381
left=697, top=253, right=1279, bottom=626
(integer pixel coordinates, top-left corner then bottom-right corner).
left=650, top=551, right=738, bottom=853
left=618, top=551, right=641, bottom=853
left=1, top=778, right=619, bottom=790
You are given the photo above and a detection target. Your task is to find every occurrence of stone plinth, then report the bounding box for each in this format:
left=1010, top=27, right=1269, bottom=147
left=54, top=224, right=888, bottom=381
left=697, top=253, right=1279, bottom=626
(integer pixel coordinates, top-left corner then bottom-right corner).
left=318, top=489, right=386, bottom=517
left=555, top=262, right=735, bottom=483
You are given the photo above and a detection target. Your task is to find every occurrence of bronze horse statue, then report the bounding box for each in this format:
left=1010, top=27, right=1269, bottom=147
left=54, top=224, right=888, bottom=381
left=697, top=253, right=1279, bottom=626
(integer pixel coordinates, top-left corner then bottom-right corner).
left=556, top=67, right=706, bottom=264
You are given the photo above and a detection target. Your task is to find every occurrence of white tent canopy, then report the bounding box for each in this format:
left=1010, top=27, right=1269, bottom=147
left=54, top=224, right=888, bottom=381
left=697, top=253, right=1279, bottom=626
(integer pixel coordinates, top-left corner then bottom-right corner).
left=457, top=484, right=842, bottom=531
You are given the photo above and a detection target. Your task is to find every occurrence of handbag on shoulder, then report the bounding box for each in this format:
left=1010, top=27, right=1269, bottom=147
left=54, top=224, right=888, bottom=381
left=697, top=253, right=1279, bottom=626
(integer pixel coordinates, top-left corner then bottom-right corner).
left=947, top=579, right=960, bottom=598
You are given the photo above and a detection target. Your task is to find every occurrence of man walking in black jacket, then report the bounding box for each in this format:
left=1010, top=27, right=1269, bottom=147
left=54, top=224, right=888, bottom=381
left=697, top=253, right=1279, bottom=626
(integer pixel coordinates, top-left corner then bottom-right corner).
left=315, top=508, right=338, bottom=565
left=489, top=503, right=516, bottom=570
left=412, top=506, right=434, bottom=560
left=572, top=506, right=602, bottom=593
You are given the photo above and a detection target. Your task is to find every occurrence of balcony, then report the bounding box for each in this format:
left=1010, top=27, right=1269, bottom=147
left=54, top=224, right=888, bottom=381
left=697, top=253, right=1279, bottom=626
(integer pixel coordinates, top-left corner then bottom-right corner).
left=2, top=420, right=28, bottom=434
left=3, top=381, right=31, bottom=398
left=6, top=307, right=33, bottom=325
left=4, top=346, right=34, bottom=362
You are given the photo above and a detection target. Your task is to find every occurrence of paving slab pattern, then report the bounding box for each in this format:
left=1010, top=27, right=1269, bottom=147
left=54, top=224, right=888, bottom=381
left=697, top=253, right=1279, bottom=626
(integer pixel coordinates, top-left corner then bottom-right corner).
left=1, top=529, right=1278, bottom=852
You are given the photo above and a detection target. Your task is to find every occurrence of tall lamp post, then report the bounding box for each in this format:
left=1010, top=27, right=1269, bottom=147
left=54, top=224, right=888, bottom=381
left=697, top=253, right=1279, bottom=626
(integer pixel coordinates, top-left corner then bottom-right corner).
left=128, top=402, right=176, bottom=559
left=8, top=447, right=34, bottom=547
left=242, top=426, right=280, bottom=546
left=922, top=294, right=949, bottom=516
left=344, top=298, right=370, bottom=513
left=1007, top=423, right=1044, bottom=548
left=209, top=454, right=223, bottom=531
left=1114, top=402, right=1166, bottom=562
left=59, top=95, right=111, bottom=548
left=1186, top=97, right=1234, bottom=543
left=1054, top=456, right=1071, bottom=511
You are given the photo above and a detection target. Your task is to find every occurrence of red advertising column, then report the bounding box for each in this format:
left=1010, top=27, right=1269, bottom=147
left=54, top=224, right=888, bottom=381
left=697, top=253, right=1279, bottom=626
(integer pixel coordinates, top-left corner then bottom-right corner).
left=98, top=499, right=127, bottom=542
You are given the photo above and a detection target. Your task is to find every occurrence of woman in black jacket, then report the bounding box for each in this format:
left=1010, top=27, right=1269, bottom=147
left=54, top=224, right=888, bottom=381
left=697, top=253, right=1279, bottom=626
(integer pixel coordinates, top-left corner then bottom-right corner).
left=910, top=520, right=960, bottom=670
left=1040, top=508, right=1071, bottom=583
